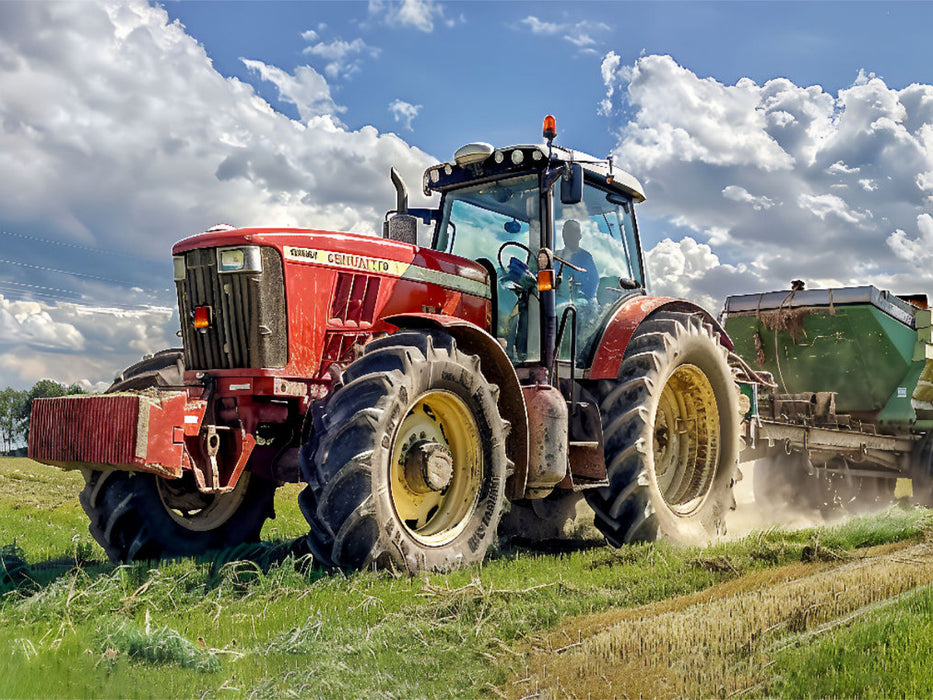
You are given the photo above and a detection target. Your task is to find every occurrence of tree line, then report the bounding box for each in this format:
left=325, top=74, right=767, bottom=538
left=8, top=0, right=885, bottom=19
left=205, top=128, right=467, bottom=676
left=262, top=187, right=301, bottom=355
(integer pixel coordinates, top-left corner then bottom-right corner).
left=0, top=380, right=88, bottom=454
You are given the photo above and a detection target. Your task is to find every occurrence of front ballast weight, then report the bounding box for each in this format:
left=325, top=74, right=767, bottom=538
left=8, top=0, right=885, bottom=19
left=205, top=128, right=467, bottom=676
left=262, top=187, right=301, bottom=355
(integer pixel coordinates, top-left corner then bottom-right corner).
left=29, top=351, right=278, bottom=562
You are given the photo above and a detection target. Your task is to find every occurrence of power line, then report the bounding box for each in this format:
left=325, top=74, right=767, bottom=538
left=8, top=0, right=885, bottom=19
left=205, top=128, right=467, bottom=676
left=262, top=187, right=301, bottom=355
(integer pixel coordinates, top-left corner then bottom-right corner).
left=0, top=258, right=164, bottom=292
left=0, top=230, right=150, bottom=260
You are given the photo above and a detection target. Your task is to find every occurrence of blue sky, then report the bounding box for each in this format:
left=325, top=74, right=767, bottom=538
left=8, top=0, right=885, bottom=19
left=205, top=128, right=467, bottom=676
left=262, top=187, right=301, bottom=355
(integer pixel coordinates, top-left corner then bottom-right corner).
left=2, top=0, right=933, bottom=390
left=164, top=1, right=933, bottom=158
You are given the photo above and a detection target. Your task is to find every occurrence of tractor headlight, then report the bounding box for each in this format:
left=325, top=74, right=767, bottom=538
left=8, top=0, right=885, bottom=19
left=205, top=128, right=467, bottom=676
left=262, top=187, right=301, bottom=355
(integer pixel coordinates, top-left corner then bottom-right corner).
left=217, top=246, right=262, bottom=274
left=173, top=255, right=186, bottom=281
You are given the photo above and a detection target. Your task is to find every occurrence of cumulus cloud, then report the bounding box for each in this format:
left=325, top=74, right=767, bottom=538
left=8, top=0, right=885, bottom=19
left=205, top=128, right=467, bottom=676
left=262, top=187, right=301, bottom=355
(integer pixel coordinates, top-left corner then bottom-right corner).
left=602, top=54, right=933, bottom=309
left=0, top=0, right=436, bottom=388
left=388, top=99, right=422, bottom=131
left=722, top=186, right=776, bottom=211
left=0, top=294, right=174, bottom=390
left=599, top=51, right=622, bottom=117
left=241, top=59, right=344, bottom=119
left=888, top=213, right=933, bottom=264
left=518, top=16, right=612, bottom=54
left=301, top=35, right=380, bottom=80
left=645, top=237, right=755, bottom=313
left=368, top=0, right=446, bottom=32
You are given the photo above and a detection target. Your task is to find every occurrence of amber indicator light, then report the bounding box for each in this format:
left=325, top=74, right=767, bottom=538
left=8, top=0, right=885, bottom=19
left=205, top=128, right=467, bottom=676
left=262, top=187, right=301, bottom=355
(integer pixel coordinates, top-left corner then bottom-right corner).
left=193, top=305, right=213, bottom=329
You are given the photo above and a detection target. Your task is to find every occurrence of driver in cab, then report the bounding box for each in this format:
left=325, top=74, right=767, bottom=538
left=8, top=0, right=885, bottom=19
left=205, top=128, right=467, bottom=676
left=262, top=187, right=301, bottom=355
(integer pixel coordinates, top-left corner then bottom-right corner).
left=557, top=220, right=598, bottom=300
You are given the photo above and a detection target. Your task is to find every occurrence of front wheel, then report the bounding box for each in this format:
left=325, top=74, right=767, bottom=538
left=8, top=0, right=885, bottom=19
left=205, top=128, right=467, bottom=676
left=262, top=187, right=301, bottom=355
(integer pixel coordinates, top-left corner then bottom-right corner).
left=585, top=311, right=741, bottom=545
left=298, top=331, right=509, bottom=573
left=80, top=350, right=277, bottom=562
left=79, top=470, right=277, bottom=562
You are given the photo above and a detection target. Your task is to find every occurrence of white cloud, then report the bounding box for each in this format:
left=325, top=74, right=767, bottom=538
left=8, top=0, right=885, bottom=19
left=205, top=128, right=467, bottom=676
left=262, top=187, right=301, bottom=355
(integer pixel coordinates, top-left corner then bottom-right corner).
left=798, top=192, right=869, bottom=225
left=241, top=59, right=344, bottom=119
left=369, top=0, right=446, bottom=33
left=645, top=237, right=753, bottom=312
left=519, top=16, right=611, bottom=54
left=388, top=99, right=422, bottom=131
left=888, top=213, right=933, bottom=264
left=722, top=185, right=776, bottom=211
left=0, top=293, right=174, bottom=390
left=301, top=36, right=380, bottom=80
left=602, top=54, right=933, bottom=310
left=0, top=0, right=437, bottom=389
left=599, top=51, right=622, bottom=117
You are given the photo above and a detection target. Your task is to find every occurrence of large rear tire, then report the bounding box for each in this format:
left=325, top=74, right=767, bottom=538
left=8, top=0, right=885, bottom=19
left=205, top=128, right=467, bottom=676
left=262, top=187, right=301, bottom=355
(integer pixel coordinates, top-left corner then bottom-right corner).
left=298, top=331, right=509, bottom=573
left=80, top=350, right=277, bottom=562
left=584, top=311, right=740, bottom=545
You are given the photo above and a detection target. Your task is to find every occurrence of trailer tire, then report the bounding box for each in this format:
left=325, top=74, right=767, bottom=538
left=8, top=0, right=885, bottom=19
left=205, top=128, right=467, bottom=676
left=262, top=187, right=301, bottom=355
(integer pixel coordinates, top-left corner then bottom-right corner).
left=911, top=434, right=933, bottom=507
left=80, top=350, right=276, bottom=562
left=298, top=331, right=509, bottom=573
left=584, top=311, right=740, bottom=545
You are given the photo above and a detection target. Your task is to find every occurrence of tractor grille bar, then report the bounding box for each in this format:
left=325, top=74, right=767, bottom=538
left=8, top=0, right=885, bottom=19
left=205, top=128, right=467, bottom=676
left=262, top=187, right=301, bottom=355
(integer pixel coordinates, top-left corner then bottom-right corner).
left=330, top=273, right=381, bottom=326
left=176, top=247, right=287, bottom=370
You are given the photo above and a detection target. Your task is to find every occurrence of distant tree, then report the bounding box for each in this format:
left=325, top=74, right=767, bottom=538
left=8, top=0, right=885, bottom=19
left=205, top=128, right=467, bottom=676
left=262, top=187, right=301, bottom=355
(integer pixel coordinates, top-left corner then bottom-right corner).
left=17, top=380, right=88, bottom=446
left=0, top=388, right=28, bottom=454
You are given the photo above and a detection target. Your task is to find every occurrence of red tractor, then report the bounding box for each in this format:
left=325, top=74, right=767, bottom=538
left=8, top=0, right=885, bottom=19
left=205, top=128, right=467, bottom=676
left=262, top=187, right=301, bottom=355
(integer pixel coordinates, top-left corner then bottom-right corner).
left=29, top=117, right=741, bottom=573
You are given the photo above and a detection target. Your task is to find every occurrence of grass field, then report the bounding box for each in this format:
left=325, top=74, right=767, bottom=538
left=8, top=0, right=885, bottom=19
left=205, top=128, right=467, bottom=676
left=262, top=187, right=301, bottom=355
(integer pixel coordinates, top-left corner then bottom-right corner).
left=3, top=456, right=933, bottom=698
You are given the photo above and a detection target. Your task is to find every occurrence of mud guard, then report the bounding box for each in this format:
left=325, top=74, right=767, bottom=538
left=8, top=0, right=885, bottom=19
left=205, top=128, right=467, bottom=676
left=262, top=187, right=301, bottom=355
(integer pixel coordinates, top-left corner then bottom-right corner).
left=384, top=313, right=529, bottom=499
left=587, top=297, right=733, bottom=380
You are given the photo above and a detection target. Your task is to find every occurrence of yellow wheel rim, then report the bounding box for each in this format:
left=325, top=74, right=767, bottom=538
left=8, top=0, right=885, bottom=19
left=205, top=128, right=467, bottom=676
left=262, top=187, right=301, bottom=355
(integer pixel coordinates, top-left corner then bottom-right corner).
left=653, top=364, right=720, bottom=516
left=390, top=390, right=482, bottom=546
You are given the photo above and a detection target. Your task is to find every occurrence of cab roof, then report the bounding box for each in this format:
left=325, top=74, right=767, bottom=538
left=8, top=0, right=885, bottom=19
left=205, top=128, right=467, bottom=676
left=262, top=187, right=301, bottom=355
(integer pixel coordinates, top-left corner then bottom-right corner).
left=424, top=142, right=646, bottom=203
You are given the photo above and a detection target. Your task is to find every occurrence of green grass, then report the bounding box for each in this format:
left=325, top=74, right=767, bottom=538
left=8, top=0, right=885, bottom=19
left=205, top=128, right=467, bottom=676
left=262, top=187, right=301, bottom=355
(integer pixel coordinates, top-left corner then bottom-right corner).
left=1, top=456, right=933, bottom=698
left=767, top=584, right=933, bottom=698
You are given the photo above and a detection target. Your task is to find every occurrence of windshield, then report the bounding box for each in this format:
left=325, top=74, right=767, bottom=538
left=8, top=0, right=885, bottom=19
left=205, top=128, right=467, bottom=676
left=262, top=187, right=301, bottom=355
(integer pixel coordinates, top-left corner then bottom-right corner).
left=434, top=173, right=542, bottom=363
left=554, top=182, right=643, bottom=288
left=434, top=174, right=542, bottom=257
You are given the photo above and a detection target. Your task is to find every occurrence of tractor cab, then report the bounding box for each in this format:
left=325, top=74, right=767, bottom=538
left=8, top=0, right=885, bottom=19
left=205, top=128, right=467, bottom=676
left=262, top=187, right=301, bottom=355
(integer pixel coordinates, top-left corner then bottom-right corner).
left=421, top=117, right=648, bottom=374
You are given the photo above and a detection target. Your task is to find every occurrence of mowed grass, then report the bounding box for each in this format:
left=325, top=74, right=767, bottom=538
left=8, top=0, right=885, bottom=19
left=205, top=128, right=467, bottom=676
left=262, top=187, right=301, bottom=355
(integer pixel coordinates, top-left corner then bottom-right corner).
left=2, top=456, right=933, bottom=698
left=767, top=583, right=933, bottom=698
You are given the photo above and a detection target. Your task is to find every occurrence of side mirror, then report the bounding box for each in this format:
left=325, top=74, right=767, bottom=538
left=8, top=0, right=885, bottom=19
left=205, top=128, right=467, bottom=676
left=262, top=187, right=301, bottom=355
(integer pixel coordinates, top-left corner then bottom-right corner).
left=560, top=163, right=583, bottom=205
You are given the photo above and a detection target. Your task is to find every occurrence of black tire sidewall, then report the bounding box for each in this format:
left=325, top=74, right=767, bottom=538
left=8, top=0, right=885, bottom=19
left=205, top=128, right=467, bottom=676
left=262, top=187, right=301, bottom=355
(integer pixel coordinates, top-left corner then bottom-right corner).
left=371, top=353, right=506, bottom=572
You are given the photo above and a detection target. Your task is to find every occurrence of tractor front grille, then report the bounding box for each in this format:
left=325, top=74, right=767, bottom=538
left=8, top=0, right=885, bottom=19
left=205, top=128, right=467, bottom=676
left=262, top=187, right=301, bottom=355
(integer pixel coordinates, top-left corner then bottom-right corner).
left=176, top=247, right=287, bottom=370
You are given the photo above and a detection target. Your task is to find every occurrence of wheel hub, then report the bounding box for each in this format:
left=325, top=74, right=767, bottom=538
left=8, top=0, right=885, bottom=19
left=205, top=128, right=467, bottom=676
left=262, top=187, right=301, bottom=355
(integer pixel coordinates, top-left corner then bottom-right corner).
left=404, top=441, right=454, bottom=494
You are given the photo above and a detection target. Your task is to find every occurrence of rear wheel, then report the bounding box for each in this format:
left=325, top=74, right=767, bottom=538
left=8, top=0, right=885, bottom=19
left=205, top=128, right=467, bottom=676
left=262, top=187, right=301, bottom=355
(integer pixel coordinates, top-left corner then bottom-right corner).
left=80, top=350, right=277, bottom=562
left=298, top=331, right=509, bottom=573
left=584, top=311, right=740, bottom=545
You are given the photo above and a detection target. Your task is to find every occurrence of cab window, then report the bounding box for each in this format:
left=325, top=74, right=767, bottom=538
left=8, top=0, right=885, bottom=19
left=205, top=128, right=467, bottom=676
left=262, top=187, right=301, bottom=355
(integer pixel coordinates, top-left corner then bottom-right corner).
left=553, top=181, right=644, bottom=361
left=435, top=174, right=542, bottom=362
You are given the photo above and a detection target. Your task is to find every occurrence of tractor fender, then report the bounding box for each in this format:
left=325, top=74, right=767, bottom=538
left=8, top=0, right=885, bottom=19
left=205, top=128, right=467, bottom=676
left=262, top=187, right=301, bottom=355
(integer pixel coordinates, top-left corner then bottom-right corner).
left=587, top=297, right=733, bottom=380
left=384, top=313, right=529, bottom=499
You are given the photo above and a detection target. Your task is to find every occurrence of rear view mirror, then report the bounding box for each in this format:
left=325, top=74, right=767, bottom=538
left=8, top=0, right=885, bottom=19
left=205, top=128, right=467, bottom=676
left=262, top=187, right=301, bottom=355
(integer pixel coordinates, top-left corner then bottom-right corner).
left=560, top=163, right=583, bottom=205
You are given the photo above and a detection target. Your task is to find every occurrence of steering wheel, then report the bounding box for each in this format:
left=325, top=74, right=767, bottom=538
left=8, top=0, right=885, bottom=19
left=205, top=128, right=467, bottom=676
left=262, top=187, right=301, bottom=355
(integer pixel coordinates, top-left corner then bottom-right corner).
left=497, top=241, right=532, bottom=270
